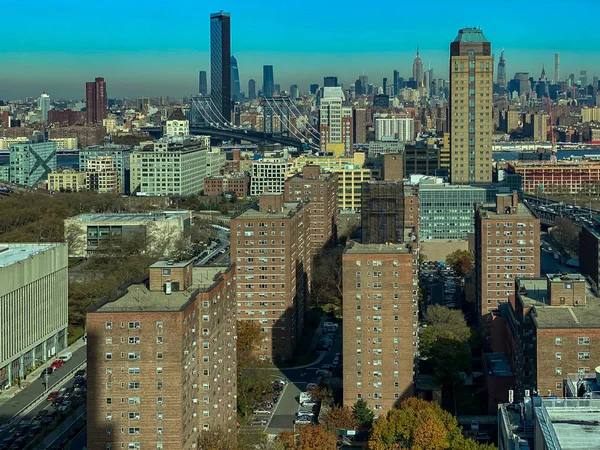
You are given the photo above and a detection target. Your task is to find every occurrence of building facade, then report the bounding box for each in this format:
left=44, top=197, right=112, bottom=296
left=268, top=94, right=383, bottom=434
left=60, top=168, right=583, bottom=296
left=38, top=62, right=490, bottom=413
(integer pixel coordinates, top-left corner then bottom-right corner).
left=449, top=28, right=493, bottom=184
left=86, top=261, right=237, bottom=450
left=86, top=77, right=107, bottom=125
left=48, top=169, right=87, bottom=192
left=319, top=87, right=353, bottom=154
left=0, top=243, right=68, bottom=389
left=210, top=12, right=231, bottom=121
left=230, top=195, right=311, bottom=361
left=507, top=160, right=600, bottom=194
left=342, top=242, right=419, bottom=415
left=165, top=109, right=190, bottom=137
left=263, top=66, right=274, bottom=98
left=373, top=114, right=414, bottom=142
left=203, top=176, right=249, bottom=198
left=250, top=157, right=294, bottom=196
left=80, top=144, right=133, bottom=194
left=86, top=156, right=120, bottom=193
left=9, top=132, right=57, bottom=187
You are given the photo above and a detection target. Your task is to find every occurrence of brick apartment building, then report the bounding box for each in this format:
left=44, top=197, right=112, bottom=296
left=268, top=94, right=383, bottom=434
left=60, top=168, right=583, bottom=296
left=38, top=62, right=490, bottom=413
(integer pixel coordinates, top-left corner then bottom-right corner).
left=503, top=274, right=600, bottom=399
left=203, top=175, right=250, bottom=198
left=284, top=165, right=339, bottom=254
left=342, top=241, right=419, bottom=415
left=86, top=260, right=237, bottom=450
left=475, top=193, right=540, bottom=341
left=230, top=194, right=311, bottom=361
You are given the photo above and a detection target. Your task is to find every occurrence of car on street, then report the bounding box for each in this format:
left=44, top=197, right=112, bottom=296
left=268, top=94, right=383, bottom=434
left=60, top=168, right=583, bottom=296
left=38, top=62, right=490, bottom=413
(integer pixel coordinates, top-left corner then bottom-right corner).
left=9, top=438, right=26, bottom=450
left=46, top=391, right=60, bottom=401
left=58, top=400, right=72, bottom=411
left=0, top=439, right=12, bottom=450
left=39, top=367, right=54, bottom=377
left=50, top=360, right=63, bottom=370
left=75, top=369, right=86, bottom=378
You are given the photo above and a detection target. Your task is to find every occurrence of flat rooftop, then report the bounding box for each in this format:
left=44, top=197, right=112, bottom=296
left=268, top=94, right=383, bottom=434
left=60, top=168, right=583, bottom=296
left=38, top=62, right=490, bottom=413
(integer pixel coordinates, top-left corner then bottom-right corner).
left=94, top=266, right=229, bottom=313
left=477, top=202, right=536, bottom=220
left=233, top=202, right=303, bottom=220
left=544, top=403, right=600, bottom=449
left=345, top=241, right=411, bottom=255
left=484, top=352, right=513, bottom=377
left=68, top=210, right=191, bottom=224
left=0, top=243, right=63, bottom=268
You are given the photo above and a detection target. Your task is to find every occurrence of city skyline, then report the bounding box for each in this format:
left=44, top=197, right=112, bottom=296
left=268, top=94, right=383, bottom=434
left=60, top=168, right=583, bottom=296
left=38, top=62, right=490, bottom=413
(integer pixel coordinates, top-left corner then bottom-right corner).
left=1, top=1, right=600, bottom=98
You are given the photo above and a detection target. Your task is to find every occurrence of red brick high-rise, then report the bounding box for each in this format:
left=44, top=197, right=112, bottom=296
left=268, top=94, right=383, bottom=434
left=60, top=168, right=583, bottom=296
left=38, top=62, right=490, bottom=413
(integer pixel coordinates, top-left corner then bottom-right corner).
left=86, top=77, right=107, bottom=125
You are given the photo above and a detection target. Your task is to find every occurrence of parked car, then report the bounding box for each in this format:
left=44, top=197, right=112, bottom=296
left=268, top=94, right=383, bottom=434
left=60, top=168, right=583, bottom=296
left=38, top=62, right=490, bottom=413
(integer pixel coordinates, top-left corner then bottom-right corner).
left=50, top=360, right=64, bottom=370
left=294, top=417, right=312, bottom=425
left=75, top=369, right=86, bottom=378
left=0, top=439, right=13, bottom=450
left=250, top=419, right=268, bottom=426
left=57, top=352, right=72, bottom=362
left=301, top=400, right=318, bottom=407
left=297, top=410, right=314, bottom=417
left=253, top=409, right=271, bottom=415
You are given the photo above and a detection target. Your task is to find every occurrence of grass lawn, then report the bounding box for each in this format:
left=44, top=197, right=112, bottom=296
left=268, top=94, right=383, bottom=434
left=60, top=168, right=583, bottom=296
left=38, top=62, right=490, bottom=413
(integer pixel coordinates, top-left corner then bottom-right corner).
left=68, top=325, right=85, bottom=345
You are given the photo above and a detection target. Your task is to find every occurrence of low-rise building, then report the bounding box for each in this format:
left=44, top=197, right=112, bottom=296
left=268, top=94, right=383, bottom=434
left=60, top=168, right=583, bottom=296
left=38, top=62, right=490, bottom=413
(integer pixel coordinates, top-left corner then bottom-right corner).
left=50, top=137, right=78, bottom=150
left=203, top=175, right=250, bottom=198
left=86, top=260, right=237, bottom=450
left=64, top=210, right=192, bottom=258
left=507, top=160, right=600, bottom=194
left=48, top=168, right=88, bottom=192
left=250, top=156, right=295, bottom=196
left=164, top=109, right=189, bottom=137
left=0, top=243, right=68, bottom=389
left=80, top=143, right=133, bottom=194
left=85, top=155, right=120, bottom=193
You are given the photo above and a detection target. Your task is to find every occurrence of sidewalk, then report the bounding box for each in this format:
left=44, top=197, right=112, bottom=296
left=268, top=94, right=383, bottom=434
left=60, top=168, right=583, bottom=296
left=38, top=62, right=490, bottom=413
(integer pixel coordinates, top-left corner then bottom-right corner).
left=0, top=337, right=87, bottom=410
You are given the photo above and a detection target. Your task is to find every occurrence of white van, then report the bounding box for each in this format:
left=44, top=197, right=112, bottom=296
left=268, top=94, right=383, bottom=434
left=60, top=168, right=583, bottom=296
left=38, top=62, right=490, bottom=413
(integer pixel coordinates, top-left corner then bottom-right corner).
left=58, top=352, right=73, bottom=362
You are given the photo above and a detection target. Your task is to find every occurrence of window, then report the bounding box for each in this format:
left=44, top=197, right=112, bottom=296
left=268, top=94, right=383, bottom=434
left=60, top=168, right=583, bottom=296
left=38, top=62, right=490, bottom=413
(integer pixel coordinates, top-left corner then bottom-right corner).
left=157, top=396, right=163, bottom=404
left=106, top=397, right=112, bottom=405
left=156, top=321, right=163, bottom=329
left=555, top=367, right=562, bottom=375
left=128, top=427, right=141, bottom=435
left=156, top=352, right=163, bottom=359
left=128, top=352, right=140, bottom=360
left=162, top=268, right=171, bottom=276
left=105, top=337, right=112, bottom=345
left=578, top=352, right=591, bottom=360
left=157, top=427, right=163, bottom=435
left=157, top=336, right=163, bottom=344
left=156, top=367, right=163, bottom=375
left=578, top=337, right=590, bottom=345
left=128, top=397, right=140, bottom=405
left=555, top=337, right=562, bottom=345
left=105, top=352, right=112, bottom=360
left=157, top=381, right=163, bottom=390
left=128, top=382, right=140, bottom=390
left=128, top=412, right=140, bottom=420
left=105, top=322, right=112, bottom=329
left=157, top=412, right=163, bottom=420
left=556, top=352, right=562, bottom=360
left=556, top=382, right=563, bottom=390
left=128, top=337, right=140, bottom=345
left=128, top=322, right=140, bottom=329
left=106, top=412, right=112, bottom=421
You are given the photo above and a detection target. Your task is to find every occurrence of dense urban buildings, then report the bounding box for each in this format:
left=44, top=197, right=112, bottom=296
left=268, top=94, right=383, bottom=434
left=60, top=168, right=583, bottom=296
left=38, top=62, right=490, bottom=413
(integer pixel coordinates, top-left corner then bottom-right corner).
left=373, top=114, right=415, bottom=142
left=342, top=241, right=419, bottom=415
left=8, top=131, right=57, bottom=186
left=86, top=260, right=237, bottom=450
left=319, top=87, right=353, bottom=154
left=449, top=28, right=493, bottom=184
left=47, top=168, right=87, bottom=192
left=203, top=175, right=249, bottom=198
left=0, top=243, right=68, bottom=389
left=250, top=155, right=294, bottom=196
left=86, top=77, right=107, bottom=125
left=80, top=143, right=133, bottom=194
left=230, top=55, right=241, bottom=101
left=230, top=194, right=311, bottom=361
left=210, top=11, right=231, bottom=121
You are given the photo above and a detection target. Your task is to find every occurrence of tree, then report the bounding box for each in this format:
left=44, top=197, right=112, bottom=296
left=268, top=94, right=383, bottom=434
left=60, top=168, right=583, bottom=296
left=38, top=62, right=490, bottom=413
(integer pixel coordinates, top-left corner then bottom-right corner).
left=445, top=249, right=474, bottom=276
left=323, top=405, right=355, bottom=432
left=353, top=398, right=375, bottom=429
left=277, top=425, right=337, bottom=450
left=307, top=385, right=334, bottom=406
left=237, top=320, right=262, bottom=368
left=237, top=368, right=272, bottom=420
left=551, top=216, right=579, bottom=256
left=366, top=398, right=496, bottom=450
left=310, top=247, right=344, bottom=307
left=197, top=428, right=236, bottom=450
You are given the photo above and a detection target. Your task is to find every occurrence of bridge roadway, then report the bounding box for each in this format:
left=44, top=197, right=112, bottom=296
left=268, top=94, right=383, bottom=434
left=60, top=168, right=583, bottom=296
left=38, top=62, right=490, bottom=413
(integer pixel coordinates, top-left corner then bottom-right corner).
left=141, top=125, right=310, bottom=149
left=523, top=194, right=600, bottom=227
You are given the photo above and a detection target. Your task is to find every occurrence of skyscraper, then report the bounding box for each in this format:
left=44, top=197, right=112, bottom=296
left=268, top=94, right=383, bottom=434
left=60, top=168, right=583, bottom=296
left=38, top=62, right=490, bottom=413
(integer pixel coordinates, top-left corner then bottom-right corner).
left=85, top=77, right=107, bottom=125
left=310, top=84, right=319, bottom=95
left=263, top=65, right=274, bottom=98
left=319, top=87, right=353, bottom=154
left=554, top=53, right=560, bottom=84
left=38, top=93, right=50, bottom=121
left=324, top=76, right=338, bottom=87
left=289, top=84, right=299, bottom=99
left=230, top=55, right=241, bottom=101
left=382, top=78, right=387, bottom=95
left=393, top=70, right=400, bottom=95
left=210, top=11, right=231, bottom=120
left=412, top=47, right=424, bottom=87
left=497, top=50, right=507, bottom=89
left=248, top=79, right=256, bottom=100
left=449, top=28, right=493, bottom=184
left=199, top=70, right=208, bottom=95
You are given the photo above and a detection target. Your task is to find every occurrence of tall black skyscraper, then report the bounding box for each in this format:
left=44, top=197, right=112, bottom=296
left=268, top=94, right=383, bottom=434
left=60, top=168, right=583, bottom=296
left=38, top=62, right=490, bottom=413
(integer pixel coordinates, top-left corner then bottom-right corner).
left=393, top=70, right=400, bottom=96
left=355, top=79, right=363, bottom=96
left=310, top=84, right=319, bottom=95
left=199, top=71, right=207, bottom=95
left=210, top=11, right=231, bottom=120
left=248, top=79, right=256, bottom=100
left=324, top=76, right=338, bottom=87
left=382, top=78, right=388, bottom=94
left=230, top=55, right=241, bottom=101
left=263, top=65, right=274, bottom=98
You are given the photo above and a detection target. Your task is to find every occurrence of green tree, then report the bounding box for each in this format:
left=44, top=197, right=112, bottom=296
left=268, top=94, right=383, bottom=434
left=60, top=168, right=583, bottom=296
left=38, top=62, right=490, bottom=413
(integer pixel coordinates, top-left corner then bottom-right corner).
left=445, top=249, right=474, bottom=276
left=323, top=405, right=356, bottom=432
left=237, top=368, right=272, bottom=420
left=353, top=398, right=375, bottom=429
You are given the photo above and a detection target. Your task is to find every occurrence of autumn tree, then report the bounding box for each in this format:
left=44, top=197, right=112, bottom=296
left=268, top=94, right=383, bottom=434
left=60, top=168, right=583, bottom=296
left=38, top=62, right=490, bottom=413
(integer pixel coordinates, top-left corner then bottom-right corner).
left=551, top=216, right=579, bottom=257
left=237, top=320, right=262, bottom=368
left=445, top=249, right=474, bottom=276
left=323, top=405, right=356, bottom=432
left=277, top=425, right=337, bottom=450
left=367, top=398, right=495, bottom=450
left=197, top=428, right=236, bottom=450
left=307, top=385, right=334, bottom=406
left=353, top=398, right=375, bottom=429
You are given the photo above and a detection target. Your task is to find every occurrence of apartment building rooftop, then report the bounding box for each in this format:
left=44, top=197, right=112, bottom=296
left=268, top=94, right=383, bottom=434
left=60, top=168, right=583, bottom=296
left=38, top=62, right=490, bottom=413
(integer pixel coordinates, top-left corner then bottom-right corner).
left=94, top=265, right=231, bottom=313
left=232, top=195, right=304, bottom=220
left=477, top=202, right=536, bottom=220
left=69, top=210, right=192, bottom=224
left=484, top=352, right=513, bottom=377
left=345, top=241, right=412, bottom=255
left=0, top=243, right=63, bottom=268
left=535, top=398, right=600, bottom=449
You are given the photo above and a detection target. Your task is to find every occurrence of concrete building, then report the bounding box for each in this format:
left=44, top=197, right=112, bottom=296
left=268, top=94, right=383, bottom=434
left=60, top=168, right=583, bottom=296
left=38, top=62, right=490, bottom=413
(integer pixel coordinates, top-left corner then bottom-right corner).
left=80, top=144, right=133, bottom=194
left=205, top=148, right=226, bottom=177
left=449, top=28, right=493, bottom=184
left=523, top=113, right=548, bottom=142
left=368, top=140, right=405, bottom=158
left=130, top=137, right=208, bottom=196
left=51, top=137, right=79, bottom=150
left=404, top=144, right=440, bottom=177
left=250, top=156, right=294, bottom=196
left=64, top=210, right=192, bottom=258
left=342, top=241, right=419, bottom=415
left=418, top=183, right=487, bottom=240
left=353, top=108, right=368, bottom=144
left=319, top=87, right=353, bottom=154
left=499, top=110, right=521, bottom=134
left=38, top=93, right=50, bottom=121
left=0, top=243, right=68, bottom=389
left=203, top=175, right=249, bottom=198
left=284, top=165, right=339, bottom=254
left=382, top=153, right=404, bottom=182
left=85, top=156, right=120, bottom=193
left=230, top=194, right=311, bottom=361
left=475, top=193, right=540, bottom=340
left=86, top=260, right=237, bottom=450
left=9, top=131, right=57, bottom=187
left=582, top=106, right=600, bottom=123
left=48, top=168, right=87, bottom=192
left=373, top=114, right=414, bottom=142
left=506, top=160, right=600, bottom=195
left=165, top=109, right=189, bottom=137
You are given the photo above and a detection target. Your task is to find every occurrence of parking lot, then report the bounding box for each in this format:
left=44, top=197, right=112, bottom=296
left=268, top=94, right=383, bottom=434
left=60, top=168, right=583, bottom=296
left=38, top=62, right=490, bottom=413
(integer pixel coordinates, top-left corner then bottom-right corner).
left=420, top=261, right=462, bottom=310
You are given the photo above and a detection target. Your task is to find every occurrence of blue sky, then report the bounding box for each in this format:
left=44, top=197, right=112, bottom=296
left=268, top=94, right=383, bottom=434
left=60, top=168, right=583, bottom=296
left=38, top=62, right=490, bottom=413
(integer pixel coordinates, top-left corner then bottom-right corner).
left=1, top=0, right=599, bottom=99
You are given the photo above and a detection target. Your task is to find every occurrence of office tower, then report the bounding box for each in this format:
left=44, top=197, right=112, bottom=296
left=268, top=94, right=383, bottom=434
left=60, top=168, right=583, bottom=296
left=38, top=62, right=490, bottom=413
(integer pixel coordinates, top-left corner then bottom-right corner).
left=230, top=55, right=241, bottom=101
left=0, top=243, right=68, bottom=389
left=319, top=87, right=353, bottom=155
left=250, top=155, right=293, bottom=196
left=361, top=181, right=418, bottom=244
left=210, top=11, right=231, bottom=120
left=199, top=70, right=208, bottom=95
left=412, top=47, right=424, bottom=87
left=9, top=132, right=56, bottom=187
left=289, top=84, right=299, bottom=99
left=85, top=77, right=107, bottom=125
left=373, top=114, right=414, bottom=141
left=342, top=241, right=419, bottom=415
left=309, top=84, right=318, bottom=95
left=86, top=260, right=237, bottom=450
left=554, top=53, right=560, bottom=83
left=230, top=194, right=311, bottom=361
left=393, top=70, right=400, bottom=96
left=284, top=165, right=339, bottom=254
left=382, top=78, right=388, bottom=95
left=38, top=92, right=50, bottom=121
left=497, top=50, right=507, bottom=88
left=248, top=79, right=256, bottom=100
left=324, top=76, right=338, bottom=87
left=355, top=79, right=363, bottom=96
left=359, top=75, right=368, bottom=92
left=274, top=84, right=281, bottom=94
left=263, top=65, right=274, bottom=98
left=474, top=193, right=540, bottom=340
left=353, top=108, right=367, bottom=144
left=580, top=70, right=588, bottom=87
left=449, top=28, right=493, bottom=184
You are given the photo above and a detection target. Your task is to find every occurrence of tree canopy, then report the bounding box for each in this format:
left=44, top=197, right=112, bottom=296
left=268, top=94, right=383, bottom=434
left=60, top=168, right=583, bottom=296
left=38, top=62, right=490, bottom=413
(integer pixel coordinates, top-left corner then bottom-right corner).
left=323, top=405, right=356, bottom=432
left=354, top=398, right=375, bottom=429
left=445, top=250, right=474, bottom=276
left=277, top=425, right=337, bottom=450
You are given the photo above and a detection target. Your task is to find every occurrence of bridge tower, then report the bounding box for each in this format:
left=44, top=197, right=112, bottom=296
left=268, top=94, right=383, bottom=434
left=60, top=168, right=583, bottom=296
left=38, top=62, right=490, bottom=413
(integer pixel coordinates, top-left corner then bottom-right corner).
left=261, top=97, right=290, bottom=134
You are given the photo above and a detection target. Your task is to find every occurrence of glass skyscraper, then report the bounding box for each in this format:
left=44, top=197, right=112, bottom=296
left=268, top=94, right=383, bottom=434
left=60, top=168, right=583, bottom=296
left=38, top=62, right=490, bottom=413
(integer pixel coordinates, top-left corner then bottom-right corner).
left=230, top=55, right=241, bottom=101
left=263, top=65, right=274, bottom=98
left=210, top=11, right=231, bottom=121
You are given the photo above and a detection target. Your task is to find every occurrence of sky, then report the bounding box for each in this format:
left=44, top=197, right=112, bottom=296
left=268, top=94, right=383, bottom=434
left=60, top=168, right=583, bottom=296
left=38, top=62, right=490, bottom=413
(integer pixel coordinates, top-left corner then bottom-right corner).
left=1, top=0, right=599, bottom=100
